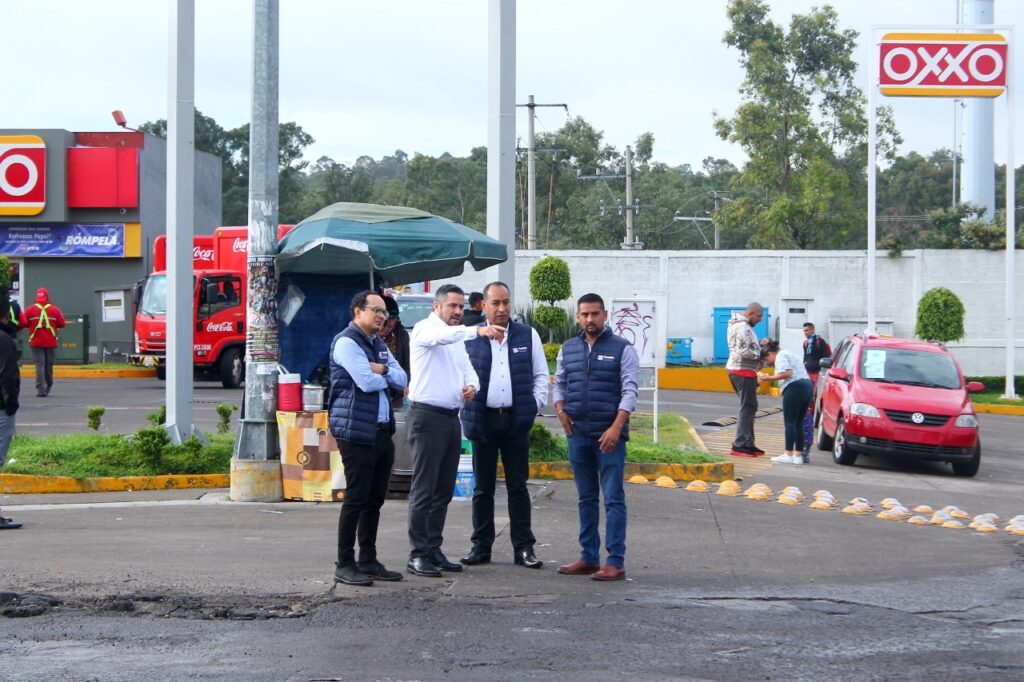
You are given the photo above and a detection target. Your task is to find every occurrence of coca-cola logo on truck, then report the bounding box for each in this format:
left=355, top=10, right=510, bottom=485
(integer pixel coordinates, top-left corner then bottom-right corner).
left=233, top=238, right=247, bottom=253
left=193, top=246, right=215, bottom=262
left=206, top=321, right=234, bottom=333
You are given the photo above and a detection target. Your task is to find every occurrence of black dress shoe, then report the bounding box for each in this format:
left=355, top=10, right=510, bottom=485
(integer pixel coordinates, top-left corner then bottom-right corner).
left=406, top=557, right=442, bottom=578
left=514, top=547, right=543, bottom=569
left=432, top=552, right=463, bottom=572
left=357, top=561, right=403, bottom=582
left=460, top=547, right=492, bottom=565
left=334, top=563, right=373, bottom=586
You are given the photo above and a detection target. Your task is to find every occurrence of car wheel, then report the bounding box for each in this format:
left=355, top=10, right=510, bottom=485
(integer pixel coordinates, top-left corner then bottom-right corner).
left=832, top=417, right=858, bottom=466
left=220, top=348, right=244, bottom=389
left=155, top=365, right=166, bottom=381
left=816, top=415, right=834, bottom=451
left=952, top=442, right=981, bottom=477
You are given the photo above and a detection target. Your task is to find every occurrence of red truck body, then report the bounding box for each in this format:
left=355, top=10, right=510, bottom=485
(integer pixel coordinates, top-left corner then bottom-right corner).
left=130, top=225, right=293, bottom=387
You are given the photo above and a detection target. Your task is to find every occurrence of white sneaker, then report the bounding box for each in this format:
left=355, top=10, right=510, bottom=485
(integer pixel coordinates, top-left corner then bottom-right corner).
left=771, top=454, right=795, bottom=463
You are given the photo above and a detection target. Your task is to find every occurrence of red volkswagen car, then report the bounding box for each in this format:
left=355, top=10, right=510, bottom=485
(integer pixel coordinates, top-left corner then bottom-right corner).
left=815, top=335, right=984, bottom=476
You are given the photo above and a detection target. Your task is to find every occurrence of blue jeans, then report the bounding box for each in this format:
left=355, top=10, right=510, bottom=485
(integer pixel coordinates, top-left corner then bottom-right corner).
left=0, top=411, right=14, bottom=465
left=567, top=433, right=627, bottom=568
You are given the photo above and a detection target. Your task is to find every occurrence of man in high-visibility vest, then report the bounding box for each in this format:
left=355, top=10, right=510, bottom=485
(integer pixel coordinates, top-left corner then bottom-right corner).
left=20, top=288, right=65, bottom=398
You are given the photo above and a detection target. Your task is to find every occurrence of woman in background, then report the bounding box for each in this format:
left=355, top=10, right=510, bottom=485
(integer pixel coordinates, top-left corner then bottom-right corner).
left=757, top=339, right=814, bottom=465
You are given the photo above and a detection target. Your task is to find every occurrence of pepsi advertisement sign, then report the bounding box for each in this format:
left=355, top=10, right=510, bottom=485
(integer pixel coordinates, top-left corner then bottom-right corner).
left=0, top=223, right=124, bottom=257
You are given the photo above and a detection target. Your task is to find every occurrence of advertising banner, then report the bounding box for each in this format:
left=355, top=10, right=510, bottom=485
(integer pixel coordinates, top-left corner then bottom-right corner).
left=0, top=135, right=46, bottom=216
left=879, top=33, right=1008, bottom=98
left=0, top=223, right=124, bottom=257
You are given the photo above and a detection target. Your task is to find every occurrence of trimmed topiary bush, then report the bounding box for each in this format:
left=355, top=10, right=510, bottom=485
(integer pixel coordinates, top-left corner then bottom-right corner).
left=915, top=287, right=965, bottom=343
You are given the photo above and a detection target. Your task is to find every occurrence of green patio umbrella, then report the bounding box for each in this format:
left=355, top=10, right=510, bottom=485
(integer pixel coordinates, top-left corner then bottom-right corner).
left=277, top=202, right=508, bottom=285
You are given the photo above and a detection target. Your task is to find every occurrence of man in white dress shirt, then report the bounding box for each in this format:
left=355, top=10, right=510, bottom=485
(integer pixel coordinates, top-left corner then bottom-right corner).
left=458, top=282, right=549, bottom=569
left=405, top=284, right=504, bottom=577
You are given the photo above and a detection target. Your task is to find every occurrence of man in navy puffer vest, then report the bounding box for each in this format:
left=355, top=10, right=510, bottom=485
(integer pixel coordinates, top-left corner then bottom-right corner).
left=329, top=291, right=408, bottom=587
left=553, top=293, right=639, bottom=582
left=459, top=282, right=550, bottom=569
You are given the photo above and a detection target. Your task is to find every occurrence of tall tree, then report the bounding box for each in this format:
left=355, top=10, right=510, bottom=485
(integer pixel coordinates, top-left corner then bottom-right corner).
left=713, top=0, right=901, bottom=249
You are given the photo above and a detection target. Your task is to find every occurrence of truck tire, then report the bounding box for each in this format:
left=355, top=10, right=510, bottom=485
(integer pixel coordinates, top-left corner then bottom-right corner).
left=156, top=365, right=166, bottom=381
left=220, top=348, right=243, bottom=388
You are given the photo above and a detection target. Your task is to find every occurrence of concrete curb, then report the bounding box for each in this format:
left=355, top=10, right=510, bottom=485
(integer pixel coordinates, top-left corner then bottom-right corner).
left=973, top=403, right=1024, bottom=416
left=0, top=473, right=230, bottom=494
left=20, top=366, right=157, bottom=379
left=512, top=461, right=733, bottom=482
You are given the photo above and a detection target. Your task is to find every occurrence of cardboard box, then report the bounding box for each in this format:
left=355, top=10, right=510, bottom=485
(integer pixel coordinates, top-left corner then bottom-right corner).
left=276, top=411, right=345, bottom=502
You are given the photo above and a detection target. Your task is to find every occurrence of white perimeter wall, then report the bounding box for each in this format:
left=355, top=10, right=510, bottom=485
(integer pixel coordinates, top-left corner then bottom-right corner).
left=435, top=249, right=1023, bottom=376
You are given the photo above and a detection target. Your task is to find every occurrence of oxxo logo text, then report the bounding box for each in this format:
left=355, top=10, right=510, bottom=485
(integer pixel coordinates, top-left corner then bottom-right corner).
left=206, top=321, right=234, bottom=333
left=879, top=33, right=1007, bottom=97
left=232, top=238, right=247, bottom=253
left=193, top=246, right=215, bottom=262
left=0, top=135, right=46, bottom=216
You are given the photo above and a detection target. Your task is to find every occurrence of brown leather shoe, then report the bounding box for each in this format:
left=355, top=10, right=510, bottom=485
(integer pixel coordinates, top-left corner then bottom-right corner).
left=591, top=565, right=626, bottom=581
left=556, top=559, right=600, bottom=575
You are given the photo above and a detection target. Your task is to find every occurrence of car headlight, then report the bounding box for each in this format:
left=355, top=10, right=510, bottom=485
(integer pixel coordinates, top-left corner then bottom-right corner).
left=955, top=414, right=979, bottom=428
left=851, top=403, right=881, bottom=418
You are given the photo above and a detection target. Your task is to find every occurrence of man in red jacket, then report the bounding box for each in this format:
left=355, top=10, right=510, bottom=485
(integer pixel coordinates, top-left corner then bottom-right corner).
left=20, top=287, right=65, bottom=398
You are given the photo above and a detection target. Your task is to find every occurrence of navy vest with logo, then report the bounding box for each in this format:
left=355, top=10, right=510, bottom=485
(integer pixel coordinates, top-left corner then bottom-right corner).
left=560, top=326, right=630, bottom=439
left=461, top=321, right=537, bottom=442
left=328, top=323, right=393, bottom=445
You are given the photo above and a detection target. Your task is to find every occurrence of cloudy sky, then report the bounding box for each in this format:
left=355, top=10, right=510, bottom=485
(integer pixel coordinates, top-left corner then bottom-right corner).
left=6, top=0, right=1022, bottom=168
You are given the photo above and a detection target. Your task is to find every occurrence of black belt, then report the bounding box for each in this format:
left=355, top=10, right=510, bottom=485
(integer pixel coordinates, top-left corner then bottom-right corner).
left=409, top=401, right=460, bottom=416
left=486, top=406, right=513, bottom=414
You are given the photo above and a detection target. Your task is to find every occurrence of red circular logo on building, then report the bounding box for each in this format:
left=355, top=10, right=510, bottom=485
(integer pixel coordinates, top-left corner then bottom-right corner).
left=0, top=135, right=46, bottom=215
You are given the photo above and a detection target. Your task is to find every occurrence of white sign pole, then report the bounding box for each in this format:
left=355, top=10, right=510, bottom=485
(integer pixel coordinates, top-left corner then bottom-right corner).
left=867, top=28, right=878, bottom=335
left=1004, top=29, right=1017, bottom=399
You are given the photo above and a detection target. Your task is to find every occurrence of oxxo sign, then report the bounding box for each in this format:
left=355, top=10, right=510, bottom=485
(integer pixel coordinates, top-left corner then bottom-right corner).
left=0, top=135, right=46, bottom=215
left=880, top=33, right=1008, bottom=98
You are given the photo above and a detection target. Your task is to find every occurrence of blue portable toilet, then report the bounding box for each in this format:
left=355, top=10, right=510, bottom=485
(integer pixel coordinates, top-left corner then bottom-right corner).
left=712, top=306, right=770, bottom=364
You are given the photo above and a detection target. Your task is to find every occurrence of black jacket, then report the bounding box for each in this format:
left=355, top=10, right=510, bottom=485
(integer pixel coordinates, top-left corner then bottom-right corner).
left=0, top=332, right=20, bottom=415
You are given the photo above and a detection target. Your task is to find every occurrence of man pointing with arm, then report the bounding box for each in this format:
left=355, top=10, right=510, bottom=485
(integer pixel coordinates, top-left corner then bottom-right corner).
left=405, top=284, right=504, bottom=577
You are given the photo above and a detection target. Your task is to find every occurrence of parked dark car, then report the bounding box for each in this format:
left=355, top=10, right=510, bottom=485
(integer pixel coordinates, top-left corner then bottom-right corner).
left=814, top=334, right=985, bottom=476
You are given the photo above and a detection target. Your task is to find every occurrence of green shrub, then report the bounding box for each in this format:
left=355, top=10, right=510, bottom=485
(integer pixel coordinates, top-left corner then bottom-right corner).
left=534, top=305, right=567, bottom=334
left=146, top=404, right=167, bottom=426
left=529, top=422, right=568, bottom=462
left=215, top=403, right=238, bottom=434
left=915, top=287, right=965, bottom=343
left=529, top=256, right=571, bottom=304
left=133, top=426, right=169, bottom=469
left=86, top=405, right=106, bottom=431
left=543, top=343, right=561, bottom=362
left=0, top=256, right=10, bottom=290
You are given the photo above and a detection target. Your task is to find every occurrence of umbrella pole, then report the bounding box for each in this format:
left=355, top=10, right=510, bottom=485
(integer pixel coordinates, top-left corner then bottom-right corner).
left=369, top=269, right=375, bottom=290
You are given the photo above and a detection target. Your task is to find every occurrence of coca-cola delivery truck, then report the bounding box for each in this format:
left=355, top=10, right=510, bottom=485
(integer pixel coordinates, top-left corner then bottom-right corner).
left=129, top=225, right=292, bottom=387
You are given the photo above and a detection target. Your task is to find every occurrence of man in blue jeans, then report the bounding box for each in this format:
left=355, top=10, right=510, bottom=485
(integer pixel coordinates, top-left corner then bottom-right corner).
left=552, top=293, right=639, bottom=581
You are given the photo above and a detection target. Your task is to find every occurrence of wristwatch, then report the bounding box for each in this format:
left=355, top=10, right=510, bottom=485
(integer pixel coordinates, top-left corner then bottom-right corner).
left=381, top=364, right=389, bottom=376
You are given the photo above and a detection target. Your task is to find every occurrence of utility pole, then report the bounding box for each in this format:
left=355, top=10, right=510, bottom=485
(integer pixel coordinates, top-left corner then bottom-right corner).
left=487, top=0, right=516, bottom=289
left=712, top=191, right=723, bottom=249
left=579, top=145, right=649, bottom=249
left=232, top=0, right=282, bottom=502
left=164, top=0, right=198, bottom=445
left=516, top=95, right=568, bottom=249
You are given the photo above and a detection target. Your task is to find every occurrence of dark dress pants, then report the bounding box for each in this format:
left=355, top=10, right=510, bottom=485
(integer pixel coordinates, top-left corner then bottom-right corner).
left=336, top=428, right=395, bottom=567
left=406, top=405, right=462, bottom=560
left=32, top=347, right=55, bottom=396
left=729, top=373, right=759, bottom=450
left=470, top=411, right=535, bottom=553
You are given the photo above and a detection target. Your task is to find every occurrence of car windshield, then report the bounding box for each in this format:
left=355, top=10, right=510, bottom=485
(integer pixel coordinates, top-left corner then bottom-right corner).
left=398, top=299, right=434, bottom=330
left=859, top=347, right=961, bottom=389
left=139, top=274, right=168, bottom=315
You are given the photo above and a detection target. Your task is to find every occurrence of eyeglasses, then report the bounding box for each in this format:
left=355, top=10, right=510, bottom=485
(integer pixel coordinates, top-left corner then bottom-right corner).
left=365, top=306, right=390, bottom=318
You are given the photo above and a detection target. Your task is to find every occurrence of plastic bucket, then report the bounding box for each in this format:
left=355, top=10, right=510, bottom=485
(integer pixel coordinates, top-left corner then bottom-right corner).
left=278, top=373, right=302, bottom=411
left=453, top=454, right=475, bottom=499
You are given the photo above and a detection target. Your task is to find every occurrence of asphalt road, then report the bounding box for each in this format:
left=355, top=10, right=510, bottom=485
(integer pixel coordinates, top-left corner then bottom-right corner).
left=2, top=379, right=1022, bottom=680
